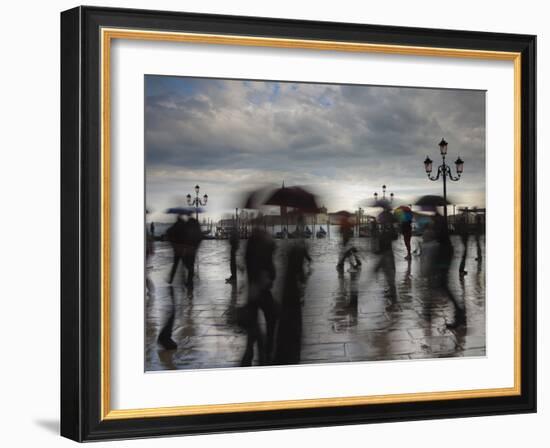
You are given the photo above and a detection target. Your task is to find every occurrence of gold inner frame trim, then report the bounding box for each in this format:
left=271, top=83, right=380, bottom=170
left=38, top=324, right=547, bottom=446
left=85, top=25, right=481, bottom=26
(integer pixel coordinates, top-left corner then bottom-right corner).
left=100, top=27, right=522, bottom=421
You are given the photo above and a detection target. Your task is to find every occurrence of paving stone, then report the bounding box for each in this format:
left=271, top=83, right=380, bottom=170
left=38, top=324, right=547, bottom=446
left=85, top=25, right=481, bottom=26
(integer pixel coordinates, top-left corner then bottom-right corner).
left=146, top=236, right=486, bottom=370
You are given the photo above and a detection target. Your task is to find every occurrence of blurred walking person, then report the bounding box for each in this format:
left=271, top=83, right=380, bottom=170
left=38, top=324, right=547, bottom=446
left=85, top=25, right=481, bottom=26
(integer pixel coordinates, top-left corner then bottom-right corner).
left=157, top=286, right=177, bottom=350
left=145, top=217, right=155, bottom=296
left=166, top=216, right=188, bottom=285
left=183, top=217, right=203, bottom=289
left=456, top=212, right=469, bottom=276
left=374, top=209, right=398, bottom=307
left=474, top=213, right=484, bottom=262
left=432, top=211, right=466, bottom=327
left=401, top=220, right=412, bottom=260
left=275, top=233, right=311, bottom=365
left=394, top=205, right=413, bottom=260
left=225, top=226, right=240, bottom=284
left=240, top=225, right=277, bottom=366
left=336, top=213, right=361, bottom=272
left=166, top=215, right=202, bottom=288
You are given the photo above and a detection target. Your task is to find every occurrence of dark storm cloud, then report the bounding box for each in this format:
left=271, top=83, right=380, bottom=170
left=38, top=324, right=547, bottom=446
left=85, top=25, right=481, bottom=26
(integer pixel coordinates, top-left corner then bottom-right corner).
left=145, top=75, right=485, bottom=219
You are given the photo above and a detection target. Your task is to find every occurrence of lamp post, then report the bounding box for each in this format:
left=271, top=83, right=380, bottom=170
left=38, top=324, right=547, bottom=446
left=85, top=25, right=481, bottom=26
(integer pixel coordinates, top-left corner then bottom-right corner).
left=423, top=138, right=464, bottom=226
left=186, top=184, right=208, bottom=221
left=356, top=206, right=364, bottom=236
left=373, top=185, right=394, bottom=202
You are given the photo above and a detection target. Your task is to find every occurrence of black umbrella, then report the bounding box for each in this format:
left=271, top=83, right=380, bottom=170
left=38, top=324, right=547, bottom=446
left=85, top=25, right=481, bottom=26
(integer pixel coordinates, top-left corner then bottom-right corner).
left=264, top=185, right=319, bottom=213
left=415, top=195, right=449, bottom=211
left=241, top=186, right=275, bottom=210
left=363, top=197, right=394, bottom=210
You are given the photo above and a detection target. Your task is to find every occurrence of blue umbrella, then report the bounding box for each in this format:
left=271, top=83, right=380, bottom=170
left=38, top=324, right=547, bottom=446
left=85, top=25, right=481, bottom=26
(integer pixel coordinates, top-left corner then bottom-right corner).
left=165, top=207, right=203, bottom=215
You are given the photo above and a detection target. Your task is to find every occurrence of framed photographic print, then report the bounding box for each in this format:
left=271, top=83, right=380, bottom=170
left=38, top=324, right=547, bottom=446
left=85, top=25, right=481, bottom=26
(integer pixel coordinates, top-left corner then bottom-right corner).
left=60, top=6, right=536, bottom=441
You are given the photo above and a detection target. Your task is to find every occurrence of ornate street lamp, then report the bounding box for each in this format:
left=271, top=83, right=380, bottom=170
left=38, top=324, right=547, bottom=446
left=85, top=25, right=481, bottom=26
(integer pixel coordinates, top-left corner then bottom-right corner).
left=424, top=138, right=464, bottom=226
left=438, top=138, right=448, bottom=156
left=373, top=185, right=394, bottom=202
left=187, top=184, right=208, bottom=220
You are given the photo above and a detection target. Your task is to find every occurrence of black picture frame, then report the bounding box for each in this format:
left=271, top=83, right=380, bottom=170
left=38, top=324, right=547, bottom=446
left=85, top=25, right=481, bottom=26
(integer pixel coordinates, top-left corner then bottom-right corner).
left=61, top=5, right=536, bottom=442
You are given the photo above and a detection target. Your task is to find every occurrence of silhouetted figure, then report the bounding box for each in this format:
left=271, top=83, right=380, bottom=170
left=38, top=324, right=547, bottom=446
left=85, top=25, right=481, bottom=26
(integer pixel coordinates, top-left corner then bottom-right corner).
left=184, top=217, right=202, bottom=288
left=225, top=226, right=240, bottom=284
left=157, top=286, right=177, bottom=349
left=274, top=240, right=311, bottom=365
left=369, top=219, right=378, bottom=238
left=348, top=269, right=360, bottom=318
left=146, top=223, right=155, bottom=296
left=167, top=216, right=202, bottom=287
left=341, top=216, right=353, bottom=246
left=166, top=216, right=188, bottom=284
left=374, top=210, right=398, bottom=307
left=337, top=215, right=360, bottom=271
left=150, top=221, right=155, bottom=238
left=401, top=220, right=412, bottom=260
left=240, top=227, right=277, bottom=366
left=331, top=267, right=360, bottom=332
left=432, top=212, right=466, bottom=327
left=456, top=213, right=469, bottom=276
left=474, top=214, right=484, bottom=262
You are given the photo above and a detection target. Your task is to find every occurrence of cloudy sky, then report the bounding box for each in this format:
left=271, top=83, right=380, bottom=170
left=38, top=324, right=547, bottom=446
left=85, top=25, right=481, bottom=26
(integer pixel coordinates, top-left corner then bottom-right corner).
left=145, top=75, right=486, bottom=222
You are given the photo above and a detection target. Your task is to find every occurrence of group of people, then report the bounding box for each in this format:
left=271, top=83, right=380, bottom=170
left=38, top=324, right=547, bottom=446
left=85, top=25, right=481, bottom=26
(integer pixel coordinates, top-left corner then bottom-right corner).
left=337, top=208, right=484, bottom=328
left=165, top=215, right=202, bottom=288
left=154, top=206, right=484, bottom=364
left=238, top=223, right=312, bottom=366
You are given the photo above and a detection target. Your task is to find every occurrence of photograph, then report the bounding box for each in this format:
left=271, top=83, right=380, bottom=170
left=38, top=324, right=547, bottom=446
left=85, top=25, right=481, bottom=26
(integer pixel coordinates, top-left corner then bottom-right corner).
left=56, top=4, right=537, bottom=442
left=144, top=75, right=487, bottom=371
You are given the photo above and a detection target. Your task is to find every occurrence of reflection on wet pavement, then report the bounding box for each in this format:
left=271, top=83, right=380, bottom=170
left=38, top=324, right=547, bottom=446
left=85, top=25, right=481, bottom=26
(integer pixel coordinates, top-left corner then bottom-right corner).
left=145, top=235, right=485, bottom=371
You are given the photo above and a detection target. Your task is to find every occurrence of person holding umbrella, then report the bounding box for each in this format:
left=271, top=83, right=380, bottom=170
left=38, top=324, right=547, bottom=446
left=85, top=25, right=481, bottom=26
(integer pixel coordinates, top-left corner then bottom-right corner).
left=236, top=186, right=280, bottom=365
left=239, top=184, right=318, bottom=366
left=165, top=207, right=203, bottom=288
left=274, top=214, right=311, bottom=365
left=166, top=215, right=189, bottom=285
left=373, top=205, right=398, bottom=307
left=335, top=211, right=361, bottom=272
left=240, top=217, right=277, bottom=366
left=416, top=195, right=466, bottom=327
left=183, top=216, right=202, bottom=289
left=394, top=205, right=413, bottom=260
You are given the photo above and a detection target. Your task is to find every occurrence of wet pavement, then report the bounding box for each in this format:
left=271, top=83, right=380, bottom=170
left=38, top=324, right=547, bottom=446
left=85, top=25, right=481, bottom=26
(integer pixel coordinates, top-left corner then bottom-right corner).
left=145, top=235, right=485, bottom=371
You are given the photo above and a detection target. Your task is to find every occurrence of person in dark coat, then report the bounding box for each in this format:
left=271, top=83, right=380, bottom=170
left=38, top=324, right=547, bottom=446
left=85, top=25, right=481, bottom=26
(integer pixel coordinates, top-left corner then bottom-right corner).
left=225, top=226, right=240, bottom=284
left=166, top=216, right=202, bottom=287
left=456, top=212, right=469, bottom=276
left=474, top=213, right=484, bottom=262
left=374, top=209, right=398, bottom=307
left=274, top=239, right=311, bottom=365
left=166, top=216, right=188, bottom=284
left=240, top=226, right=277, bottom=366
left=183, top=217, right=202, bottom=288
left=432, top=212, right=466, bottom=327
left=401, top=220, right=412, bottom=260
left=336, top=215, right=361, bottom=271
